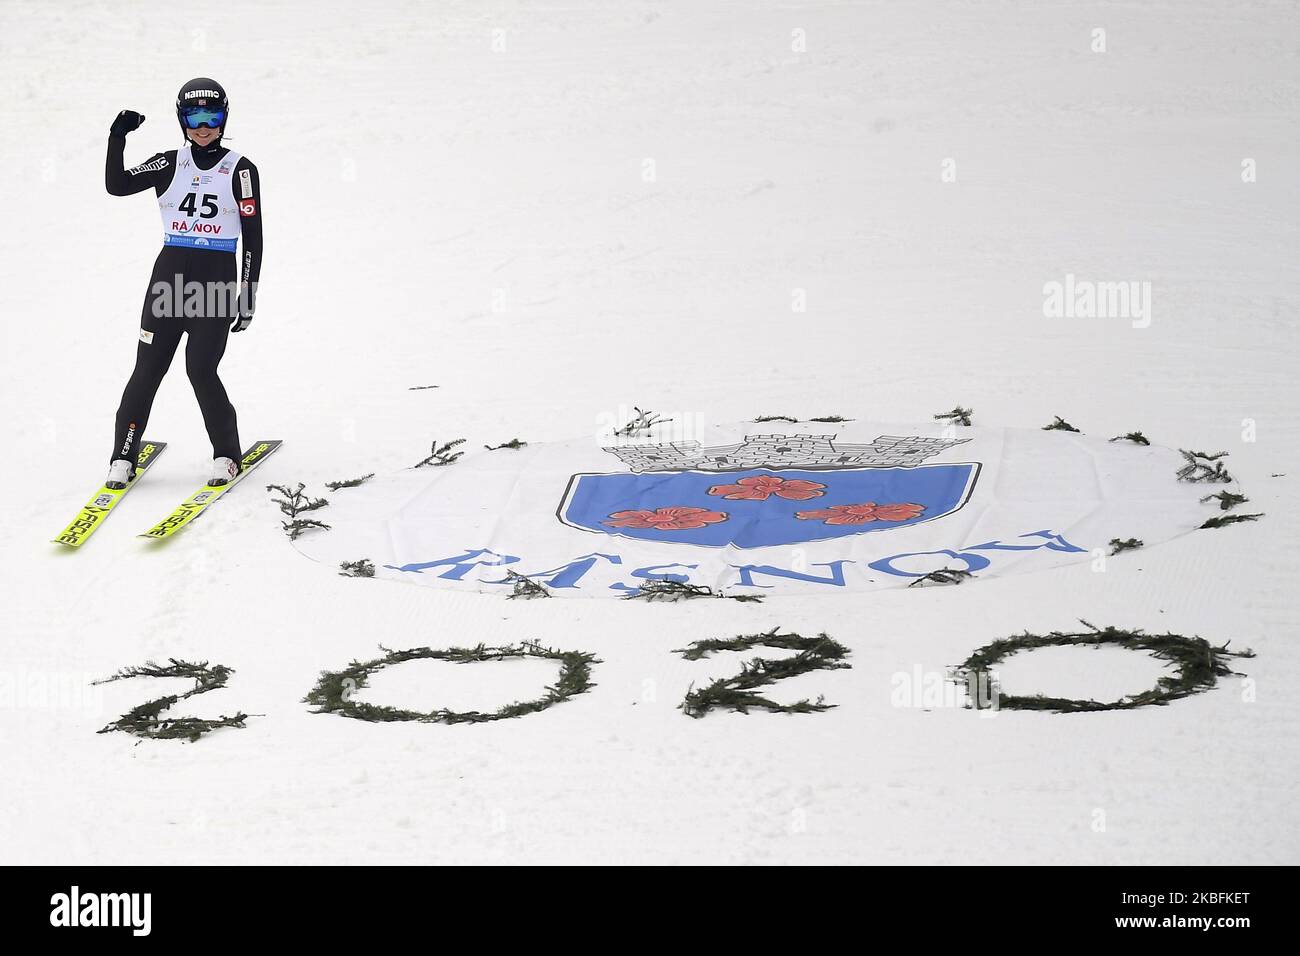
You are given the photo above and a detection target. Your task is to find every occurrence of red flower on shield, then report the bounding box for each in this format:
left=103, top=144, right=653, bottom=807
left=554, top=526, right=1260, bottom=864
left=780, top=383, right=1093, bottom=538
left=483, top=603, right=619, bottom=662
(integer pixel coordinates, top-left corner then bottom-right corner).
left=795, top=501, right=925, bottom=525
left=707, top=475, right=826, bottom=501
left=604, top=506, right=728, bottom=531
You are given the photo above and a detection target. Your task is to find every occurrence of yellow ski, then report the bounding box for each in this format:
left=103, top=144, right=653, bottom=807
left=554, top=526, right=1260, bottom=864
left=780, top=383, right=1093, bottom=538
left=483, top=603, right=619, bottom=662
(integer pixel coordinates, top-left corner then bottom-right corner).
left=138, top=439, right=283, bottom=541
left=53, top=441, right=169, bottom=548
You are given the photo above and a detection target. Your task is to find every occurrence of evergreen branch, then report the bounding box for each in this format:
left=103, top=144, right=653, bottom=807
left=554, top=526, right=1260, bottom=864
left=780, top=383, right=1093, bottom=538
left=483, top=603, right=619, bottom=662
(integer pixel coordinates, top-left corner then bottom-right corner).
left=266, top=482, right=329, bottom=517
left=325, top=474, right=374, bottom=491
left=1200, top=513, right=1264, bottom=529
left=339, top=558, right=376, bottom=578
left=613, top=407, right=671, bottom=437
left=1200, top=491, right=1247, bottom=511
left=282, top=518, right=331, bottom=540
left=934, top=406, right=973, bottom=427
left=1108, top=537, right=1143, bottom=554
left=1043, top=416, right=1080, bottom=432
left=502, top=570, right=551, bottom=599
left=623, top=579, right=763, bottom=602
left=414, top=438, right=466, bottom=468
left=1176, top=450, right=1233, bottom=483
left=907, top=567, right=975, bottom=587
left=266, top=482, right=330, bottom=539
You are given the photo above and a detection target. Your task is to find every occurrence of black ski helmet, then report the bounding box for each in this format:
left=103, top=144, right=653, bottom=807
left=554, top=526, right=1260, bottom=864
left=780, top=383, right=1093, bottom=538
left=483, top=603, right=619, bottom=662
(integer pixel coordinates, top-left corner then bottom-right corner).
left=175, top=77, right=228, bottom=141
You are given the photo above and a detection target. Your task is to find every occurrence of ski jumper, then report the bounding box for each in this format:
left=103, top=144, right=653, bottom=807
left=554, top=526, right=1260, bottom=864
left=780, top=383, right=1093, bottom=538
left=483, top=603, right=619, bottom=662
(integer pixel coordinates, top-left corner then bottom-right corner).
left=105, top=136, right=263, bottom=464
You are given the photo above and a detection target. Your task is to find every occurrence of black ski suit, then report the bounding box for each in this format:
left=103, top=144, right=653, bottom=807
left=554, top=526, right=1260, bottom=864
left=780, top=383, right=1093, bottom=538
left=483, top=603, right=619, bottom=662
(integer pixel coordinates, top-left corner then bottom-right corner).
left=105, top=134, right=263, bottom=465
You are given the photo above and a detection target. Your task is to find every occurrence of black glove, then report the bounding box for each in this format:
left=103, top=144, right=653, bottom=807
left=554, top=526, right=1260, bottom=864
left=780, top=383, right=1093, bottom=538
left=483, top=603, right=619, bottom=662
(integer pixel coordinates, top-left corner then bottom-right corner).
left=231, top=281, right=255, bottom=332
left=110, top=110, right=146, bottom=137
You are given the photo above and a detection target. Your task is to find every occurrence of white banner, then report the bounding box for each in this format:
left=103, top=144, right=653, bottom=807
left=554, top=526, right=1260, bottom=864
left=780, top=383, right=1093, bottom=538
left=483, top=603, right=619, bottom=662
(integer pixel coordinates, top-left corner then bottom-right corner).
left=294, top=421, right=1218, bottom=597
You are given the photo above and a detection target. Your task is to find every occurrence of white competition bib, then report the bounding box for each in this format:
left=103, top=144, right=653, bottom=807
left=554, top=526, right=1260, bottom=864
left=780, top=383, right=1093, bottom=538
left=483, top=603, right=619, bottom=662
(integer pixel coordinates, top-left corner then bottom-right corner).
left=158, top=146, right=242, bottom=252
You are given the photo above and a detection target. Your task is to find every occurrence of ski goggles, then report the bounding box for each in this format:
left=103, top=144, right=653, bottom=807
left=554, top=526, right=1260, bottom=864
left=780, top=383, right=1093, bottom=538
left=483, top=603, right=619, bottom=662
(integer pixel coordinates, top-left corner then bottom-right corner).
left=180, top=106, right=226, bottom=129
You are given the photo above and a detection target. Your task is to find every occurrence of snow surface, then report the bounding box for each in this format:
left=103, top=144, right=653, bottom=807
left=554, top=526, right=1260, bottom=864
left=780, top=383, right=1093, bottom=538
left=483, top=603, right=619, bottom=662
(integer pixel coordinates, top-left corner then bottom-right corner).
left=1, top=0, right=1297, bottom=864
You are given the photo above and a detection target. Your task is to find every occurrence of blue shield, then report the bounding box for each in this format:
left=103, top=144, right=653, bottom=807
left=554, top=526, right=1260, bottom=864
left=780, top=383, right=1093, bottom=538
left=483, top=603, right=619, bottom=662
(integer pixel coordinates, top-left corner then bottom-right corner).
left=559, top=464, right=979, bottom=549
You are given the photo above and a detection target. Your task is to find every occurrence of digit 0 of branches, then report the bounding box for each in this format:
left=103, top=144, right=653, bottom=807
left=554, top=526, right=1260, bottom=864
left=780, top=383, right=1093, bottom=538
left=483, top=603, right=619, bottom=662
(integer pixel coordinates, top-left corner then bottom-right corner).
left=952, top=621, right=1254, bottom=714
left=303, top=643, right=599, bottom=724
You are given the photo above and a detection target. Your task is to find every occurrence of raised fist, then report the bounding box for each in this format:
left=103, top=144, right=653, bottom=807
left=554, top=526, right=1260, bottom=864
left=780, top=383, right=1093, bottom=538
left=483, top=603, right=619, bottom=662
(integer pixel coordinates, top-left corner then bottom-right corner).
left=110, top=110, right=146, bottom=137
